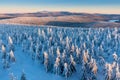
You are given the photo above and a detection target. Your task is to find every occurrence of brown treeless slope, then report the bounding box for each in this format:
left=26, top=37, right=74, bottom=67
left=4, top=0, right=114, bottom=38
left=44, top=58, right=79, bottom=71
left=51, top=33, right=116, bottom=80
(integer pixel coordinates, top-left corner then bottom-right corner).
left=0, top=15, right=106, bottom=25
left=0, top=12, right=120, bottom=27
left=0, top=14, right=14, bottom=19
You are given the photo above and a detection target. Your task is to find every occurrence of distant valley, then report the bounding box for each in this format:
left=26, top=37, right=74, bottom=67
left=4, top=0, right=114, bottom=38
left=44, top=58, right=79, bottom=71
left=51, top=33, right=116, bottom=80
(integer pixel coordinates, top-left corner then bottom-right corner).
left=0, top=11, right=120, bottom=27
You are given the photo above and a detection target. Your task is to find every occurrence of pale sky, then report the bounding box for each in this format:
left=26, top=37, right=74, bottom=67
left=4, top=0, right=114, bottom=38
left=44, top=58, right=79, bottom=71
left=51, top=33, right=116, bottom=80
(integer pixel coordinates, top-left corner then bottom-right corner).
left=0, top=0, right=120, bottom=14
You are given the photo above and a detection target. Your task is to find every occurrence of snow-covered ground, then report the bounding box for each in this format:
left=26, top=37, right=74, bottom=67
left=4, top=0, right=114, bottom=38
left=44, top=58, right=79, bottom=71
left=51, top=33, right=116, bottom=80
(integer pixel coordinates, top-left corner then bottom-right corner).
left=0, top=24, right=120, bottom=80
left=0, top=45, right=65, bottom=80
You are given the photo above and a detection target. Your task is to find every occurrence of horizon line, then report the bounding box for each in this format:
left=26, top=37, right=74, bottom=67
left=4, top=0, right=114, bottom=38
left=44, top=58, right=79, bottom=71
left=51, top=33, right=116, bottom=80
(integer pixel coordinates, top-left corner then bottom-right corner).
left=0, top=10, right=120, bottom=15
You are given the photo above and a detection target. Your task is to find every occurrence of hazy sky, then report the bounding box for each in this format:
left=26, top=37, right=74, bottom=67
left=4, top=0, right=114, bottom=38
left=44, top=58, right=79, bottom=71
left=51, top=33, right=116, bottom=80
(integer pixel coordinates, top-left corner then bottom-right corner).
left=0, top=0, right=120, bottom=14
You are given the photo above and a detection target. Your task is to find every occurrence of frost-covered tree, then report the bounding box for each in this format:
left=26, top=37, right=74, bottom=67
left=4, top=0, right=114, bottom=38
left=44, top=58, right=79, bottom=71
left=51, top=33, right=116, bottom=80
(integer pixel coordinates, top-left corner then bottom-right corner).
left=1, top=44, right=7, bottom=59
left=38, top=28, right=41, bottom=37
left=63, top=63, right=69, bottom=79
left=71, top=44, right=75, bottom=53
left=83, top=50, right=89, bottom=64
left=3, top=60, right=10, bottom=69
left=30, top=41, right=35, bottom=60
left=8, top=36, right=14, bottom=51
left=69, top=55, right=76, bottom=74
left=113, top=52, right=118, bottom=61
left=20, top=72, right=27, bottom=80
left=44, top=52, right=51, bottom=72
left=8, top=36, right=13, bottom=45
left=56, top=47, right=61, bottom=57
left=75, top=46, right=81, bottom=64
left=66, top=36, right=69, bottom=49
left=9, top=73, right=17, bottom=80
left=92, top=60, right=98, bottom=75
left=54, top=57, right=62, bottom=75
left=9, top=50, right=16, bottom=62
left=22, top=39, right=27, bottom=52
left=61, top=50, right=67, bottom=63
left=41, top=30, right=45, bottom=38
left=115, top=63, right=120, bottom=80
left=105, top=63, right=113, bottom=80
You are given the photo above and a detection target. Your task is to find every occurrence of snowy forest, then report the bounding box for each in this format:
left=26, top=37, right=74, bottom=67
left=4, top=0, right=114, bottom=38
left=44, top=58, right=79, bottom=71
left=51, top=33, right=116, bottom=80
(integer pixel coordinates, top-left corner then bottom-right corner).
left=0, top=24, right=120, bottom=80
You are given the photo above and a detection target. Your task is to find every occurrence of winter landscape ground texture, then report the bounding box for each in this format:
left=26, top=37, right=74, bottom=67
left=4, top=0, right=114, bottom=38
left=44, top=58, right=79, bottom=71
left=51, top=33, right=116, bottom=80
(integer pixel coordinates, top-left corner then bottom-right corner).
left=0, top=24, right=120, bottom=80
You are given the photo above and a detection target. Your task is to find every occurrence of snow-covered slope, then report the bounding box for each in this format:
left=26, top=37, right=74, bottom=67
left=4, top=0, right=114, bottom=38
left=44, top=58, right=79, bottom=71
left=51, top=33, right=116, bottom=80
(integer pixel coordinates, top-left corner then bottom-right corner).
left=0, top=24, right=120, bottom=80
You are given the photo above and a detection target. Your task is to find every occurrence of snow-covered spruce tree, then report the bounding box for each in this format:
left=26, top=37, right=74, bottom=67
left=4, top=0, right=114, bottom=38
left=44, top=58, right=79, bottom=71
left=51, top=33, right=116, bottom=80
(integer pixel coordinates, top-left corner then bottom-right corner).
left=1, top=42, right=10, bottom=69
left=63, top=63, right=69, bottom=79
left=9, top=50, right=16, bottom=62
left=8, top=36, right=14, bottom=52
left=22, top=39, right=27, bottom=52
left=70, top=44, right=75, bottom=53
left=12, top=33, right=18, bottom=45
left=53, top=57, right=60, bottom=75
left=43, top=52, right=51, bottom=72
left=38, top=45, right=44, bottom=64
left=113, top=52, right=118, bottom=61
left=61, top=50, right=67, bottom=64
left=98, top=56, right=106, bottom=75
left=9, top=73, right=17, bottom=80
left=105, top=63, right=113, bottom=80
left=3, top=60, right=10, bottom=69
left=65, top=36, right=70, bottom=50
left=83, top=50, right=89, bottom=64
left=53, top=47, right=65, bottom=74
left=41, top=29, right=45, bottom=39
left=54, top=57, right=62, bottom=75
left=115, top=63, right=120, bottom=80
left=38, top=28, right=41, bottom=37
left=70, top=44, right=76, bottom=58
left=30, top=41, right=36, bottom=60
left=1, top=44, right=7, bottom=59
left=69, top=55, right=76, bottom=75
left=35, top=43, right=41, bottom=60
left=83, top=42, right=86, bottom=50
left=20, top=72, right=27, bottom=80
left=27, top=35, right=32, bottom=52
left=56, top=47, right=61, bottom=58
left=75, top=46, right=81, bottom=64
left=82, top=50, right=97, bottom=80
left=92, top=59, right=98, bottom=76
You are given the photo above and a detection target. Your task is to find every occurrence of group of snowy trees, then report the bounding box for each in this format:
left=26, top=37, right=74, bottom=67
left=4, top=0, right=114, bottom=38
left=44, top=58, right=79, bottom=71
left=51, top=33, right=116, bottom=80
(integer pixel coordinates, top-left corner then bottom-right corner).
left=0, top=25, right=120, bottom=80
left=0, top=35, right=15, bottom=69
left=9, top=72, right=27, bottom=80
